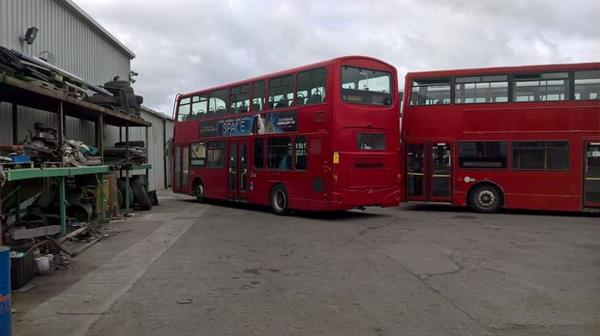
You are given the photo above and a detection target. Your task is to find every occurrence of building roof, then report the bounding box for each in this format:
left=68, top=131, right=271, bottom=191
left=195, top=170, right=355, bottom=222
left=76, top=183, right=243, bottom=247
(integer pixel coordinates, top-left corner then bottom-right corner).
left=141, top=106, right=174, bottom=121
left=58, top=0, right=136, bottom=59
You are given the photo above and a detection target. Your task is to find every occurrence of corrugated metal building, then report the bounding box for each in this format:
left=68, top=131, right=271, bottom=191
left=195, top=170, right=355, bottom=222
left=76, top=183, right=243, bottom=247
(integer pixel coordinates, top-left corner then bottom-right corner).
left=0, top=0, right=173, bottom=190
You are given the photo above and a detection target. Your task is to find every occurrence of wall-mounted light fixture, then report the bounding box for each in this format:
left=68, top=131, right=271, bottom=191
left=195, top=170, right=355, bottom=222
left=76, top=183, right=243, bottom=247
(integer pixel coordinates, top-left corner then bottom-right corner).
left=19, top=26, right=39, bottom=45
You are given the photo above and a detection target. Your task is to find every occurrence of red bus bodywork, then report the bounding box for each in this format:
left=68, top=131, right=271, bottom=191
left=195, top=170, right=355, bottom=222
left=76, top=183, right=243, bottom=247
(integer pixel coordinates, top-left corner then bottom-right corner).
left=172, top=56, right=401, bottom=211
left=402, top=62, right=600, bottom=212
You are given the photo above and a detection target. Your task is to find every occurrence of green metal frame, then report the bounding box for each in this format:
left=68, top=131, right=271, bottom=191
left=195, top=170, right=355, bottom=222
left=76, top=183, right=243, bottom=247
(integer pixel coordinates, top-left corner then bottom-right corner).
left=2, top=166, right=109, bottom=235
left=4, top=166, right=109, bottom=181
left=111, top=164, right=152, bottom=213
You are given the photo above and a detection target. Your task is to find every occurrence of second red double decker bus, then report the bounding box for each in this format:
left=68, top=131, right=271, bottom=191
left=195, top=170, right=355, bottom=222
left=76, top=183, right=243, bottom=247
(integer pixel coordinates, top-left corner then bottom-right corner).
left=402, top=62, right=600, bottom=213
left=172, top=56, right=401, bottom=214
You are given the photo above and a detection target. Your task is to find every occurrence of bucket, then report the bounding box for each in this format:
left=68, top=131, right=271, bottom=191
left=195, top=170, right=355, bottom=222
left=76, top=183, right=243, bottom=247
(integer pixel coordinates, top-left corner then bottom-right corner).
left=0, top=246, right=11, bottom=336
left=35, top=256, right=50, bottom=275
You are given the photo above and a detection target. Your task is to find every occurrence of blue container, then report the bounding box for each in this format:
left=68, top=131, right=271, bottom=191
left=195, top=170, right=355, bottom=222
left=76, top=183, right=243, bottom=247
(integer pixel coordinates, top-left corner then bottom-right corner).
left=0, top=246, right=11, bottom=336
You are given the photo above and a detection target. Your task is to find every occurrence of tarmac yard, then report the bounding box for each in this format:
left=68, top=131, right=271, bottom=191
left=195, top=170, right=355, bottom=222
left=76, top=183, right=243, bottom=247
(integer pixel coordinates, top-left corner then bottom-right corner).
left=13, top=192, right=600, bottom=336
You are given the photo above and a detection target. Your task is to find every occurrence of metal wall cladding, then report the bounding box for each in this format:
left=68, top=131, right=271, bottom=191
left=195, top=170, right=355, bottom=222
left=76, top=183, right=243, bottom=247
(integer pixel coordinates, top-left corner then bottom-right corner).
left=1, top=0, right=131, bottom=85
left=104, top=110, right=174, bottom=191
left=1, top=0, right=175, bottom=190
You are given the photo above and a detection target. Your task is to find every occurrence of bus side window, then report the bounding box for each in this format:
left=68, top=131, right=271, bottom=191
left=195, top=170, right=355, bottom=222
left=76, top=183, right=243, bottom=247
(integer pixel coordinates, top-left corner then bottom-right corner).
left=209, top=88, right=229, bottom=115
left=254, top=138, right=264, bottom=168
left=297, top=67, right=326, bottom=106
left=455, top=75, right=508, bottom=104
left=269, top=75, right=295, bottom=109
left=191, top=95, right=208, bottom=119
left=177, top=97, right=191, bottom=121
left=513, top=72, right=569, bottom=102
left=574, top=70, right=600, bottom=100
left=295, top=137, right=307, bottom=170
left=252, top=80, right=265, bottom=111
left=231, top=84, right=250, bottom=113
left=268, top=137, right=292, bottom=170
left=410, top=79, right=451, bottom=105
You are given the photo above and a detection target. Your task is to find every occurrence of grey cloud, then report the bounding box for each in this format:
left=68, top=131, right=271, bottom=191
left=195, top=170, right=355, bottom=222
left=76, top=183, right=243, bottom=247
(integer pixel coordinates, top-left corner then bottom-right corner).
left=75, top=0, right=600, bottom=115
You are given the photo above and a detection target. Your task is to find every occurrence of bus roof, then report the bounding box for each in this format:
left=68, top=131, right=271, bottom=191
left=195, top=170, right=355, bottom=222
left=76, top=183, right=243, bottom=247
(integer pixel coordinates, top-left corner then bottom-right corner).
left=178, top=55, right=395, bottom=99
left=405, top=61, right=600, bottom=79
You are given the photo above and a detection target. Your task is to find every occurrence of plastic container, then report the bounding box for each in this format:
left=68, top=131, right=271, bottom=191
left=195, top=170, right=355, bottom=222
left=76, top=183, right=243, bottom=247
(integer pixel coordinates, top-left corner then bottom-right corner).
left=35, top=256, right=50, bottom=275
left=10, top=247, right=36, bottom=289
left=0, top=246, right=12, bottom=336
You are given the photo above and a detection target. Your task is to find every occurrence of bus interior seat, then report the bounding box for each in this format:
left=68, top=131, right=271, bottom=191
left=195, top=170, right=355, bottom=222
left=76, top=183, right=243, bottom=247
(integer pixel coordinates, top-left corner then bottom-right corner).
left=275, top=98, right=288, bottom=108
left=309, top=93, right=323, bottom=104
left=278, top=154, right=292, bottom=170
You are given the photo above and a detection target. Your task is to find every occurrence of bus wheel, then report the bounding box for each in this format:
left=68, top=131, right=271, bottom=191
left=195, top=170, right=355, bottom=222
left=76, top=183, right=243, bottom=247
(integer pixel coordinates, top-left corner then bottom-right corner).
left=470, top=184, right=503, bottom=213
left=193, top=180, right=204, bottom=202
left=270, top=184, right=289, bottom=215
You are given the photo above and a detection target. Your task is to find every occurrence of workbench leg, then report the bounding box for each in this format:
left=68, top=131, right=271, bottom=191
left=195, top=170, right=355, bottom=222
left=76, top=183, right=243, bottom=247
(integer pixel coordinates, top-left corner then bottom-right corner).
left=98, top=174, right=105, bottom=223
left=125, top=171, right=131, bottom=213
left=15, top=188, right=20, bottom=223
left=59, top=176, right=66, bottom=235
left=144, top=168, right=149, bottom=194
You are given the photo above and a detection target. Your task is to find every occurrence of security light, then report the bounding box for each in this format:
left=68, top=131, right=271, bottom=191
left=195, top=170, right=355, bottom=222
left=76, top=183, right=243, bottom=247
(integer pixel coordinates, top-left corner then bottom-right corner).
left=20, top=26, right=38, bottom=45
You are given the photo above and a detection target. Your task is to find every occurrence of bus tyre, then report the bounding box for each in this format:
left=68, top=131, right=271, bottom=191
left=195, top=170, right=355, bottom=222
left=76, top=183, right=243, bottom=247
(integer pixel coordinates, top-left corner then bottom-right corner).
left=470, top=184, right=503, bottom=213
left=193, top=180, right=204, bottom=203
left=270, top=184, right=289, bottom=215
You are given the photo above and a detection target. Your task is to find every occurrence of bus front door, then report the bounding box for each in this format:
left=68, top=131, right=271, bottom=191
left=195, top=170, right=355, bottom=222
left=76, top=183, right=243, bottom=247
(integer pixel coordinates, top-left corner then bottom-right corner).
left=584, top=142, right=600, bottom=208
left=173, top=145, right=189, bottom=193
left=228, top=141, right=249, bottom=201
left=429, top=143, right=452, bottom=203
left=406, top=143, right=426, bottom=202
left=406, top=142, right=453, bottom=203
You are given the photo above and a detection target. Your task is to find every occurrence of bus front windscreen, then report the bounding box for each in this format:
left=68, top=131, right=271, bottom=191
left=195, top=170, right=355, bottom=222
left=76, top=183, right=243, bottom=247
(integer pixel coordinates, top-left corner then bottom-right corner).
left=341, top=66, right=392, bottom=106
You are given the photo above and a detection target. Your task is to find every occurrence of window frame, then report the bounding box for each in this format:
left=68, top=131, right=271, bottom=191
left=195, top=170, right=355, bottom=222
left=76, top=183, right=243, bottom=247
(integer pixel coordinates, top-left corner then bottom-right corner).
left=206, top=141, right=226, bottom=169
left=267, top=136, right=294, bottom=170
left=341, top=65, right=393, bottom=106
left=230, top=84, right=251, bottom=114
left=252, top=80, right=266, bottom=112
left=454, top=75, right=509, bottom=105
left=296, top=67, right=327, bottom=106
left=511, top=141, right=570, bottom=171
left=267, top=74, right=296, bottom=110
left=409, top=77, right=452, bottom=106
left=177, top=97, right=192, bottom=121
left=356, top=133, right=386, bottom=151
left=573, top=70, right=600, bottom=101
left=208, top=88, right=229, bottom=116
left=458, top=141, right=509, bottom=170
left=253, top=138, right=265, bottom=169
left=512, top=71, right=570, bottom=103
left=294, top=136, right=308, bottom=170
left=190, top=142, right=206, bottom=167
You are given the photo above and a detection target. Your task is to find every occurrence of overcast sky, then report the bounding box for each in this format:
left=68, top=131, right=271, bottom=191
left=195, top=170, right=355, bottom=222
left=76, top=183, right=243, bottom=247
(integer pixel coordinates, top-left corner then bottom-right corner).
left=74, top=0, right=600, bottom=116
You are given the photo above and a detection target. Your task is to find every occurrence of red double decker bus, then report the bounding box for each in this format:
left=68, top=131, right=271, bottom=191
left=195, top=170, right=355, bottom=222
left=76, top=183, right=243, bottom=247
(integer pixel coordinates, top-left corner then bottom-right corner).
left=402, top=62, right=600, bottom=213
left=172, top=56, right=401, bottom=214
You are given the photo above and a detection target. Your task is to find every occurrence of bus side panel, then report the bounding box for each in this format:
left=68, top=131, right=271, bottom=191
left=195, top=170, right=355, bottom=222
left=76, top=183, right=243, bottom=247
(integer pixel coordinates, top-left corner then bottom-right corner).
left=200, top=168, right=228, bottom=200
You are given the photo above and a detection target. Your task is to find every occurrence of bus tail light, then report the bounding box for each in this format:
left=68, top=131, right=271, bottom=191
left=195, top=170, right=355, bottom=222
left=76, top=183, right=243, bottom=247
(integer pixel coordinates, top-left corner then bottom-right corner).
left=333, top=152, right=340, bottom=164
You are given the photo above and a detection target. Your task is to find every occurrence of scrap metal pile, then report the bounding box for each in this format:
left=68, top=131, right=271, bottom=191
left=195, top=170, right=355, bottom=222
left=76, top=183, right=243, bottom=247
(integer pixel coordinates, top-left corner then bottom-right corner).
left=0, top=122, right=101, bottom=167
left=0, top=45, right=143, bottom=116
left=104, top=141, right=147, bottom=165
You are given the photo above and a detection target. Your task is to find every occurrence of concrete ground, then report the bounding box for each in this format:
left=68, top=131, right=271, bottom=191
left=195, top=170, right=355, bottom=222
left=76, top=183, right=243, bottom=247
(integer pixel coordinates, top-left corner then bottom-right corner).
left=12, top=191, right=600, bottom=336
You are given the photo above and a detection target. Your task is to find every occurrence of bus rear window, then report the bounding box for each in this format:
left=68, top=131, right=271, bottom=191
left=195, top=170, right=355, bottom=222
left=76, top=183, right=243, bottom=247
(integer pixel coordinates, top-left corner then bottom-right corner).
left=341, top=66, right=392, bottom=106
left=357, top=133, right=385, bottom=150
